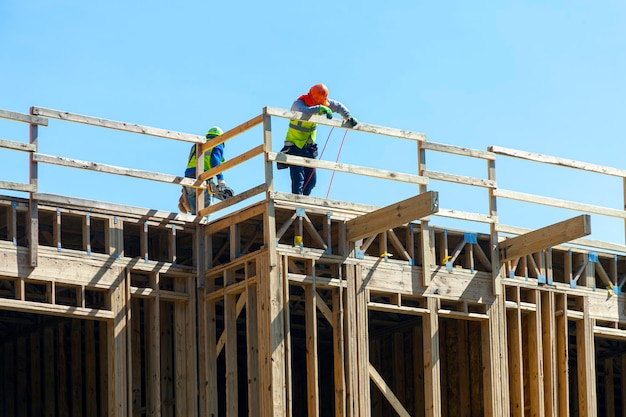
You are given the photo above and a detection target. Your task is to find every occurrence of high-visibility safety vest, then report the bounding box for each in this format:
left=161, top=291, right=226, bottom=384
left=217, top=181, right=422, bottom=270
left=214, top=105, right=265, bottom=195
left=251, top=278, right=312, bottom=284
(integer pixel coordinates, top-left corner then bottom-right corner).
left=185, top=144, right=224, bottom=174
left=286, top=119, right=317, bottom=149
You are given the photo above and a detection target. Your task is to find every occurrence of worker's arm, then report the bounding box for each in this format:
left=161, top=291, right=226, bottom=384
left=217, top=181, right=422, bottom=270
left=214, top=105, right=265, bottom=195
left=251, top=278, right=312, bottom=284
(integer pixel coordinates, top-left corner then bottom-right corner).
left=209, top=145, right=225, bottom=181
left=328, top=99, right=357, bottom=126
left=327, top=99, right=352, bottom=119
left=291, top=99, right=322, bottom=115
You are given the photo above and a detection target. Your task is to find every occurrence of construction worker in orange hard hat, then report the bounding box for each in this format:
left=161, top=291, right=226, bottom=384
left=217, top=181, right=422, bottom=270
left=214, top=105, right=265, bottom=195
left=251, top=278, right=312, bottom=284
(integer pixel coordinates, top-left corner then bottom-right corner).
left=278, top=83, right=358, bottom=195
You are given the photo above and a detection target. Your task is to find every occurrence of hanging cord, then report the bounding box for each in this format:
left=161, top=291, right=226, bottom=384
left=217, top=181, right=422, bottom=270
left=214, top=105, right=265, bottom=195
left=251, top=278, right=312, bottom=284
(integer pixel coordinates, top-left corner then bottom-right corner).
left=303, top=127, right=335, bottom=192
left=325, top=129, right=349, bottom=199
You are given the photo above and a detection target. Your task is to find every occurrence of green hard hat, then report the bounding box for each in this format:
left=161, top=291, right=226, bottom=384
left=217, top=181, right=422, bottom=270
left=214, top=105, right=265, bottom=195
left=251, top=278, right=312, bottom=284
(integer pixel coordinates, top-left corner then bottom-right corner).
left=206, top=126, right=223, bottom=138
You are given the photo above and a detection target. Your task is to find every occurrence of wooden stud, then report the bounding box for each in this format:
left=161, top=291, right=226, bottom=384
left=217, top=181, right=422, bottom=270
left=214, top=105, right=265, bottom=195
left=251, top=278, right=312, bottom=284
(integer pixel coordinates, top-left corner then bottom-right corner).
left=246, top=265, right=260, bottom=417
left=541, top=291, right=557, bottom=417
left=576, top=297, right=597, bottom=416
left=507, top=305, right=524, bottom=416
left=225, top=288, right=239, bottom=416
left=555, top=294, right=569, bottom=416
left=305, top=282, right=319, bottom=417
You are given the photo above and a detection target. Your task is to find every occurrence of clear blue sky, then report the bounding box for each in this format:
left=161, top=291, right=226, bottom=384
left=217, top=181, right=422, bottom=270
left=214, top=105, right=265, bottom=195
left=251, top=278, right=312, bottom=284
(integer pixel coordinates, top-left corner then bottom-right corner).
left=2, top=1, right=626, bottom=244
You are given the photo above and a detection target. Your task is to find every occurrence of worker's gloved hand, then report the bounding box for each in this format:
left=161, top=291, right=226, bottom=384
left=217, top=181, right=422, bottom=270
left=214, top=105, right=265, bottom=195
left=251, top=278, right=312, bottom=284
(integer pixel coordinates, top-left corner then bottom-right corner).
left=346, top=116, right=358, bottom=127
left=318, top=105, right=333, bottom=119
left=217, top=179, right=226, bottom=188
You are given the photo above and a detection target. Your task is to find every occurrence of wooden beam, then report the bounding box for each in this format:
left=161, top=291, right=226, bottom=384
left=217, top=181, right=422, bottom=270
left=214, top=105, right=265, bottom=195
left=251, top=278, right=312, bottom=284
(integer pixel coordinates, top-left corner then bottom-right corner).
left=0, top=109, right=48, bottom=125
left=265, top=106, right=427, bottom=141
left=346, top=191, right=439, bottom=242
left=33, top=153, right=196, bottom=186
left=31, top=107, right=202, bottom=142
left=269, top=152, right=428, bottom=186
left=498, top=215, right=591, bottom=262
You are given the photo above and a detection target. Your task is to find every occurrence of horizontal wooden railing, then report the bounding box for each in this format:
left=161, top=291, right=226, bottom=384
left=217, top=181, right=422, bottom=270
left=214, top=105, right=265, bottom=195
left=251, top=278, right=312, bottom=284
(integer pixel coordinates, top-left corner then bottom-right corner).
left=1, top=105, right=626, bottom=251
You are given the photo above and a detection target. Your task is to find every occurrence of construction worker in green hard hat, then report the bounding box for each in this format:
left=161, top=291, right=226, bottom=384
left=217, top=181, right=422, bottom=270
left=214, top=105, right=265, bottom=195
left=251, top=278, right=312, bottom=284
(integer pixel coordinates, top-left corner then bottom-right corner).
left=279, top=83, right=358, bottom=195
left=179, top=126, right=231, bottom=215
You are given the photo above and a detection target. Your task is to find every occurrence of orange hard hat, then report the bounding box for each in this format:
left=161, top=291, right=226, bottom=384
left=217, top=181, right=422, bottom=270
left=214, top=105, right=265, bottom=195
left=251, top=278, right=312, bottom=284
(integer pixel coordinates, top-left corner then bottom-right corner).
left=309, top=83, right=329, bottom=106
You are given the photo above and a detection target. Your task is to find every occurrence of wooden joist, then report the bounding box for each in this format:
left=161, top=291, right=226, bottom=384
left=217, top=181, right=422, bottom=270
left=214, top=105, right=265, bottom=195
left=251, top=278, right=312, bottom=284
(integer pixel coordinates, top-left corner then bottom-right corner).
left=346, top=191, right=439, bottom=242
left=498, top=214, right=591, bottom=262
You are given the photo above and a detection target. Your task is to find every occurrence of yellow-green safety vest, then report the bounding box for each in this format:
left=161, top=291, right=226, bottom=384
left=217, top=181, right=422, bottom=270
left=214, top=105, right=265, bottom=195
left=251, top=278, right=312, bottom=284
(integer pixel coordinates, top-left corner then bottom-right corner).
left=186, top=145, right=224, bottom=172
left=285, top=119, right=317, bottom=149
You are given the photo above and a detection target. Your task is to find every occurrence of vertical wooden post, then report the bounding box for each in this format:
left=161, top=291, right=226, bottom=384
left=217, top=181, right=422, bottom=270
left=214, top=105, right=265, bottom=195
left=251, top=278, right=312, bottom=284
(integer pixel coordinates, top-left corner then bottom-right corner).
left=541, top=291, right=557, bottom=416
left=186, top=276, right=199, bottom=417
left=487, top=152, right=502, bottom=295
left=332, top=285, right=346, bottom=417
left=28, top=107, right=39, bottom=266
left=412, top=325, right=425, bottom=417
left=344, top=264, right=359, bottom=417
left=259, top=109, right=287, bottom=417
left=483, top=294, right=510, bottom=417
left=169, top=225, right=177, bottom=263
left=355, top=264, right=371, bottom=417
left=195, top=142, right=205, bottom=215
left=417, top=140, right=432, bottom=286
left=246, top=261, right=260, bottom=417
left=225, top=288, right=239, bottom=417
left=109, top=268, right=129, bottom=417
left=576, top=298, right=597, bottom=416
left=100, top=320, right=109, bottom=417
left=83, top=212, right=91, bottom=255
left=282, top=255, right=293, bottom=417
left=147, top=275, right=161, bottom=416
left=555, top=294, right=570, bottom=416
left=423, top=297, right=441, bottom=417
left=528, top=290, right=545, bottom=417
left=305, top=280, right=319, bottom=417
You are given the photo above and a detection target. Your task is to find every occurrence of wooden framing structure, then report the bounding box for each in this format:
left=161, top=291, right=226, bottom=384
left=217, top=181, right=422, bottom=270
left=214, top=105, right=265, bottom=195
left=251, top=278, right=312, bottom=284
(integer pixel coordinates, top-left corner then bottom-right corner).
left=1, top=106, right=626, bottom=416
